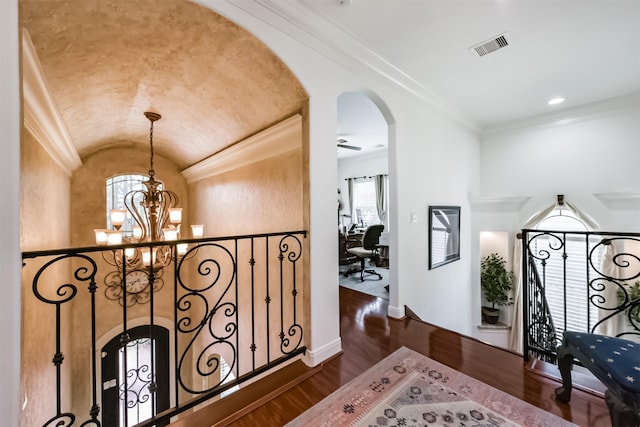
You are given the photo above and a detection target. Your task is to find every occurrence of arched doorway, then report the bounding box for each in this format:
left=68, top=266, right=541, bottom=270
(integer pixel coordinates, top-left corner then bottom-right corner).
left=336, top=91, right=392, bottom=301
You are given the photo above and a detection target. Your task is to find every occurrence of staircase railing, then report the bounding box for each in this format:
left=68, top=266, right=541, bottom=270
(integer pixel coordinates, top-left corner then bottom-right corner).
left=522, top=229, right=640, bottom=362
left=524, top=253, right=558, bottom=362
left=22, top=230, right=307, bottom=427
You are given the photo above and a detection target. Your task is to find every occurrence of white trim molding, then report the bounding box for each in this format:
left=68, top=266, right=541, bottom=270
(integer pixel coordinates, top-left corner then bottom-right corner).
left=22, top=29, right=82, bottom=175
left=387, top=304, right=405, bottom=319
left=483, top=92, right=640, bottom=136
left=303, top=337, right=342, bottom=367
left=182, top=114, right=302, bottom=183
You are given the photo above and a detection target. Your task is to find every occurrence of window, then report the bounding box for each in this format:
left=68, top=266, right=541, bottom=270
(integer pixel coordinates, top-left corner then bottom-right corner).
left=533, top=209, right=601, bottom=337
left=106, top=174, right=162, bottom=234
left=352, top=179, right=380, bottom=226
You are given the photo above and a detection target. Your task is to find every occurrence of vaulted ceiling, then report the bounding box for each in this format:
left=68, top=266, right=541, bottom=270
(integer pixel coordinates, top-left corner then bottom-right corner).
left=21, top=0, right=307, bottom=170
left=20, top=0, right=640, bottom=166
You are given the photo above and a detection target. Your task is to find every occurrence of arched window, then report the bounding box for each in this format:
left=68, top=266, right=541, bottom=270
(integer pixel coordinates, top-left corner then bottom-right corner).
left=533, top=205, right=601, bottom=338
left=106, top=174, right=163, bottom=233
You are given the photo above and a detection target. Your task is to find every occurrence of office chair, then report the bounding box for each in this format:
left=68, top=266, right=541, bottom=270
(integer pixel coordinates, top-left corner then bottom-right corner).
left=345, top=224, right=384, bottom=281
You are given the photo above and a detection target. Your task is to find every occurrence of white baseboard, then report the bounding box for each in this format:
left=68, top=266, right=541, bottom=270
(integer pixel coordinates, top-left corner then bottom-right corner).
left=387, top=304, right=405, bottom=319
left=303, top=337, right=342, bottom=367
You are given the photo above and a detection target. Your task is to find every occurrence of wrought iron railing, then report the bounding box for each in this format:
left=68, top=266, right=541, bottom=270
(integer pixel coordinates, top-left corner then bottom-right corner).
left=524, top=253, right=557, bottom=363
left=22, top=230, right=307, bottom=427
left=522, top=229, right=640, bottom=362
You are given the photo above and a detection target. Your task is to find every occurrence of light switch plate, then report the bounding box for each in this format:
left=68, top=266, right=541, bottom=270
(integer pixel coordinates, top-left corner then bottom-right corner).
left=411, top=212, right=418, bottom=223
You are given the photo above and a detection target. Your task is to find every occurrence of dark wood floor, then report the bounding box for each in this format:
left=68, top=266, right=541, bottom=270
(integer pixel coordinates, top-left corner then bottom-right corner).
left=228, top=287, right=611, bottom=426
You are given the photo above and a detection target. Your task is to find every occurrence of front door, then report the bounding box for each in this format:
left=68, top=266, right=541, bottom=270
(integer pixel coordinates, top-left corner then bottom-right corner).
left=101, top=325, right=170, bottom=427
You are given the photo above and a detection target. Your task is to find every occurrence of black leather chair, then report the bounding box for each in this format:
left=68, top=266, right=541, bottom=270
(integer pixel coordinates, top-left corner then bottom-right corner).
left=345, top=224, right=384, bottom=281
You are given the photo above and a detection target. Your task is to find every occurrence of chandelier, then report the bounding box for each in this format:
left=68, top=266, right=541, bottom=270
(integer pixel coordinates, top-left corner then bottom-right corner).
left=94, top=112, right=203, bottom=267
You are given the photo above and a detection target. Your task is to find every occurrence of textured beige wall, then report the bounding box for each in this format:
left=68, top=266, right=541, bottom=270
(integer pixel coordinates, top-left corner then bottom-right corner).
left=67, top=146, right=189, bottom=416
left=20, top=127, right=72, bottom=426
left=188, top=149, right=304, bottom=237
left=186, top=140, right=307, bottom=386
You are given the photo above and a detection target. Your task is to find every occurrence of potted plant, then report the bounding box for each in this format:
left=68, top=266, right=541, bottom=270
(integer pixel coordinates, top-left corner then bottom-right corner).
left=617, top=280, right=640, bottom=326
left=481, top=253, right=514, bottom=324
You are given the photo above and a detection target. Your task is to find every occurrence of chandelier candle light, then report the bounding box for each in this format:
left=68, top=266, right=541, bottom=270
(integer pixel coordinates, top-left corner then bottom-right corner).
left=94, top=112, right=203, bottom=266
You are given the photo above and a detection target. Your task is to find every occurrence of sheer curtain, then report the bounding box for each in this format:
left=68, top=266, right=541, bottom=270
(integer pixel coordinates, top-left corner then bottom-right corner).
left=596, top=242, right=623, bottom=336
left=347, top=178, right=354, bottom=220
left=374, top=174, right=388, bottom=228
left=508, top=237, right=525, bottom=353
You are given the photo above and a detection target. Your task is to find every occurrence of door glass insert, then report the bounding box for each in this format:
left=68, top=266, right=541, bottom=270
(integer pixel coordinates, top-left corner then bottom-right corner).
left=118, top=338, right=155, bottom=427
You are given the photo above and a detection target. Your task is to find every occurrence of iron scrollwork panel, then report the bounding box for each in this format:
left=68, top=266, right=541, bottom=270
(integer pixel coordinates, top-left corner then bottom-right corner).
left=119, top=338, right=154, bottom=416
left=588, top=237, right=640, bottom=339
left=26, top=253, right=101, bottom=427
left=23, top=230, right=308, bottom=426
left=175, top=242, right=237, bottom=395
left=524, top=231, right=640, bottom=362
left=278, top=234, right=304, bottom=355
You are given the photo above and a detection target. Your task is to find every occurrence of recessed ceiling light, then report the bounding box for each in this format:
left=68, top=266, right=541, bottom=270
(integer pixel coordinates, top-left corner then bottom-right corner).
left=548, top=97, right=565, bottom=105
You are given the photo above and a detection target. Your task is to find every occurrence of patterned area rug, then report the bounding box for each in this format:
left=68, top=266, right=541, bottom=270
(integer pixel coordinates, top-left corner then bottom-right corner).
left=287, top=347, right=576, bottom=427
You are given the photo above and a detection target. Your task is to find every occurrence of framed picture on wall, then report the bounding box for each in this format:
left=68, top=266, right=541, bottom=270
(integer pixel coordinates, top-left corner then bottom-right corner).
left=428, top=205, right=461, bottom=269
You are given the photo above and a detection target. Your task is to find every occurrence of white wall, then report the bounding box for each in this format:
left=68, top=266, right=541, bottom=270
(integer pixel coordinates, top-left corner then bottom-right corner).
left=391, top=99, right=481, bottom=334
left=338, top=152, right=389, bottom=184
left=469, top=95, right=640, bottom=346
left=480, top=97, right=640, bottom=229
left=205, top=1, right=483, bottom=340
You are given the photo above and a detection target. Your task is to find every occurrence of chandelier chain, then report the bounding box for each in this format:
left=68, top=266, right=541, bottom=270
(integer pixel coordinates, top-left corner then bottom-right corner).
left=149, top=119, right=155, bottom=178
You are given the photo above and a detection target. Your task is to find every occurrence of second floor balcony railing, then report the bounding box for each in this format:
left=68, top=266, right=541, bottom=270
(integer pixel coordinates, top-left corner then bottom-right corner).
left=522, top=229, right=640, bottom=363
left=21, top=230, right=307, bottom=427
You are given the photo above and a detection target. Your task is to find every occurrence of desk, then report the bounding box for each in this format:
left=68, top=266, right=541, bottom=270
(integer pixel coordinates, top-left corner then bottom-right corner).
left=376, top=244, right=389, bottom=268
left=339, top=232, right=362, bottom=266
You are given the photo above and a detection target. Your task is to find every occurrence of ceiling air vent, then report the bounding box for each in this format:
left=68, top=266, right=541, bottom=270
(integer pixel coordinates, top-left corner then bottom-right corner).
left=472, top=33, right=509, bottom=57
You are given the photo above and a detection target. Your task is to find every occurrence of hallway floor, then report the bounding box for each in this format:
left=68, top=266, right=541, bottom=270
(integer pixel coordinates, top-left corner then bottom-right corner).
left=229, top=287, right=610, bottom=426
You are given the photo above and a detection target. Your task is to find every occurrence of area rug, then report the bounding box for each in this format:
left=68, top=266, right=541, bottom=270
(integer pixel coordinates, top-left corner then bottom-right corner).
left=338, top=266, right=389, bottom=301
left=286, top=346, right=576, bottom=427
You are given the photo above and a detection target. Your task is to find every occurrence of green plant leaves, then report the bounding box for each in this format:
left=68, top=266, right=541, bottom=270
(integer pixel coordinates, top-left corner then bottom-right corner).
left=481, top=253, right=514, bottom=308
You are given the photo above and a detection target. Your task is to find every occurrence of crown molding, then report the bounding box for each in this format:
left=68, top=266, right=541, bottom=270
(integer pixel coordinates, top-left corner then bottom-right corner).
left=482, top=92, right=640, bottom=137
left=182, top=114, right=302, bottom=183
left=22, top=29, right=82, bottom=176
left=468, top=195, right=531, bottom=212
left=219, top=0, right=478, bottom=132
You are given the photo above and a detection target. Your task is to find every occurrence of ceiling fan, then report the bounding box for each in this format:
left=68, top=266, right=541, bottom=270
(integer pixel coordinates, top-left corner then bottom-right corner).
left=337, top=138, right=361, bottom=151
